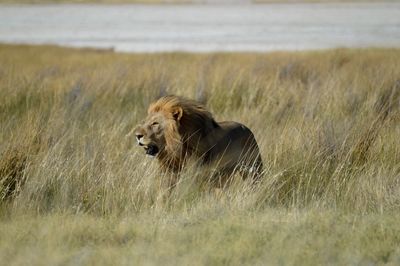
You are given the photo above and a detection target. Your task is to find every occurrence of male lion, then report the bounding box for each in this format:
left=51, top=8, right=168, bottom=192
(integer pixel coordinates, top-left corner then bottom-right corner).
left=134, top=95, right=263, bottom=184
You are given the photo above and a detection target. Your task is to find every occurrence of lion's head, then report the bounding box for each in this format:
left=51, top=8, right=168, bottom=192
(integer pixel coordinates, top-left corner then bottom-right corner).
left=134, top=95, right=218, bottom=170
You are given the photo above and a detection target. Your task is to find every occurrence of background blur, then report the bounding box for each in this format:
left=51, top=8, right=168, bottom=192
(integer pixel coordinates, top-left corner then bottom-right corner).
left=1, top=1, right=400, bottom=52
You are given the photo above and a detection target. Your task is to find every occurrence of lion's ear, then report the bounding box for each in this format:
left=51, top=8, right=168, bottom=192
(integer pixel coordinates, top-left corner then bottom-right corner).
left=172, top=107, right=183, bottom=121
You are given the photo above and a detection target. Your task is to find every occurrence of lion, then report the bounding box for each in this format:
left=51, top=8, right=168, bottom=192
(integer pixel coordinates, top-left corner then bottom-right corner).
left=134, top=95, right=263, bottom=185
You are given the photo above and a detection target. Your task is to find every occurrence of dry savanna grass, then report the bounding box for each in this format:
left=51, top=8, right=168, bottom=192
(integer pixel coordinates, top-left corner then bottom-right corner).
left=0, top=44, right=400, bottom=265
left=0, top=0, right=389, bottom=4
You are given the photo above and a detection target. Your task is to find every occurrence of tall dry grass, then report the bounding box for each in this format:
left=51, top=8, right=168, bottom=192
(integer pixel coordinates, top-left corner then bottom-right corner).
left=0, top=44, right=400, bottom=264
left=0, top=0, right=384, bottom=4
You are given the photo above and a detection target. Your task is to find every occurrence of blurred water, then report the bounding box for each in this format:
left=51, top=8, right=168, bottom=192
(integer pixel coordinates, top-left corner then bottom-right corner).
left=0, top=3, right=399, bottom=52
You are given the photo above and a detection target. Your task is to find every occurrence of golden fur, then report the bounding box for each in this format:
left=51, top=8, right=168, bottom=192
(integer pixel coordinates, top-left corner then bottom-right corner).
left=134, top=95, right=263, bottom=182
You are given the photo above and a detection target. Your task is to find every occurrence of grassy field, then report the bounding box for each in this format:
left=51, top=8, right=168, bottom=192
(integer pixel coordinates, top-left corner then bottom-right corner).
left=0, top=0, right=392, bottom=4
left=0, top=44, right=400, bottom=265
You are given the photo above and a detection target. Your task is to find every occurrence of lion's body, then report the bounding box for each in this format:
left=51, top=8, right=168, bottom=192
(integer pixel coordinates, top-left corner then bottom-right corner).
left=199, top=121, right=263, bottom=178
left=135, top=96, right=263, bottom=183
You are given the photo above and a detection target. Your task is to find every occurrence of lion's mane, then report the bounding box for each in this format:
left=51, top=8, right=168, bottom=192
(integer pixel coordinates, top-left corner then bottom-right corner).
left=147, top=95, right=219, bottom=171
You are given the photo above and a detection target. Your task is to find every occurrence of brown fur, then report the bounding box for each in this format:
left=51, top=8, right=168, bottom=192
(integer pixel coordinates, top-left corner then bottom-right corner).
left=135, top=95, right=263, bottom=183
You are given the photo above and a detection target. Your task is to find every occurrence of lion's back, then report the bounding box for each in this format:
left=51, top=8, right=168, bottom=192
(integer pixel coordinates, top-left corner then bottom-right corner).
left=203, top=121, right=263, bottom=178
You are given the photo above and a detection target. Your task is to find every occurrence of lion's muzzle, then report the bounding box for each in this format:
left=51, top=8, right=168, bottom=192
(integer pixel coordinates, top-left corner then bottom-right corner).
left=135, top=133, right=159, bottom=157
left=145, top=145, right=159, bottom=156
left=136, top=134, right=144, bottom=146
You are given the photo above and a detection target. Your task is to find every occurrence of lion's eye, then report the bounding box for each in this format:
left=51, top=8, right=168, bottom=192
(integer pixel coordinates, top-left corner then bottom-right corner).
left=151, top=122, right=159, bottom=127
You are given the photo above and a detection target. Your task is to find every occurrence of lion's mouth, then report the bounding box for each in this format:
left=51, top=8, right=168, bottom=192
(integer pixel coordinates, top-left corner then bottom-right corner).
left=144, top=145, right=159, bottom=157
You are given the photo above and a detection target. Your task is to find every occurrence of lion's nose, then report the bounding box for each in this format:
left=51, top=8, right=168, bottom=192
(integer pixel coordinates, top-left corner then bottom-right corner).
left=135, top=134, right=144, bottom=145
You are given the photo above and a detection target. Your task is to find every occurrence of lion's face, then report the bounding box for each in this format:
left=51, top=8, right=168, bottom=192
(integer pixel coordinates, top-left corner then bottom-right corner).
left=135, top=113, right=167, bottom=157
left=134, top=107, right=182, bottom=158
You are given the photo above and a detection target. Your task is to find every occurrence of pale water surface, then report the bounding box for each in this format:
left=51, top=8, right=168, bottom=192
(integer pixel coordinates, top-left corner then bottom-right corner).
left=0, top=3, right=399, bottom=52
